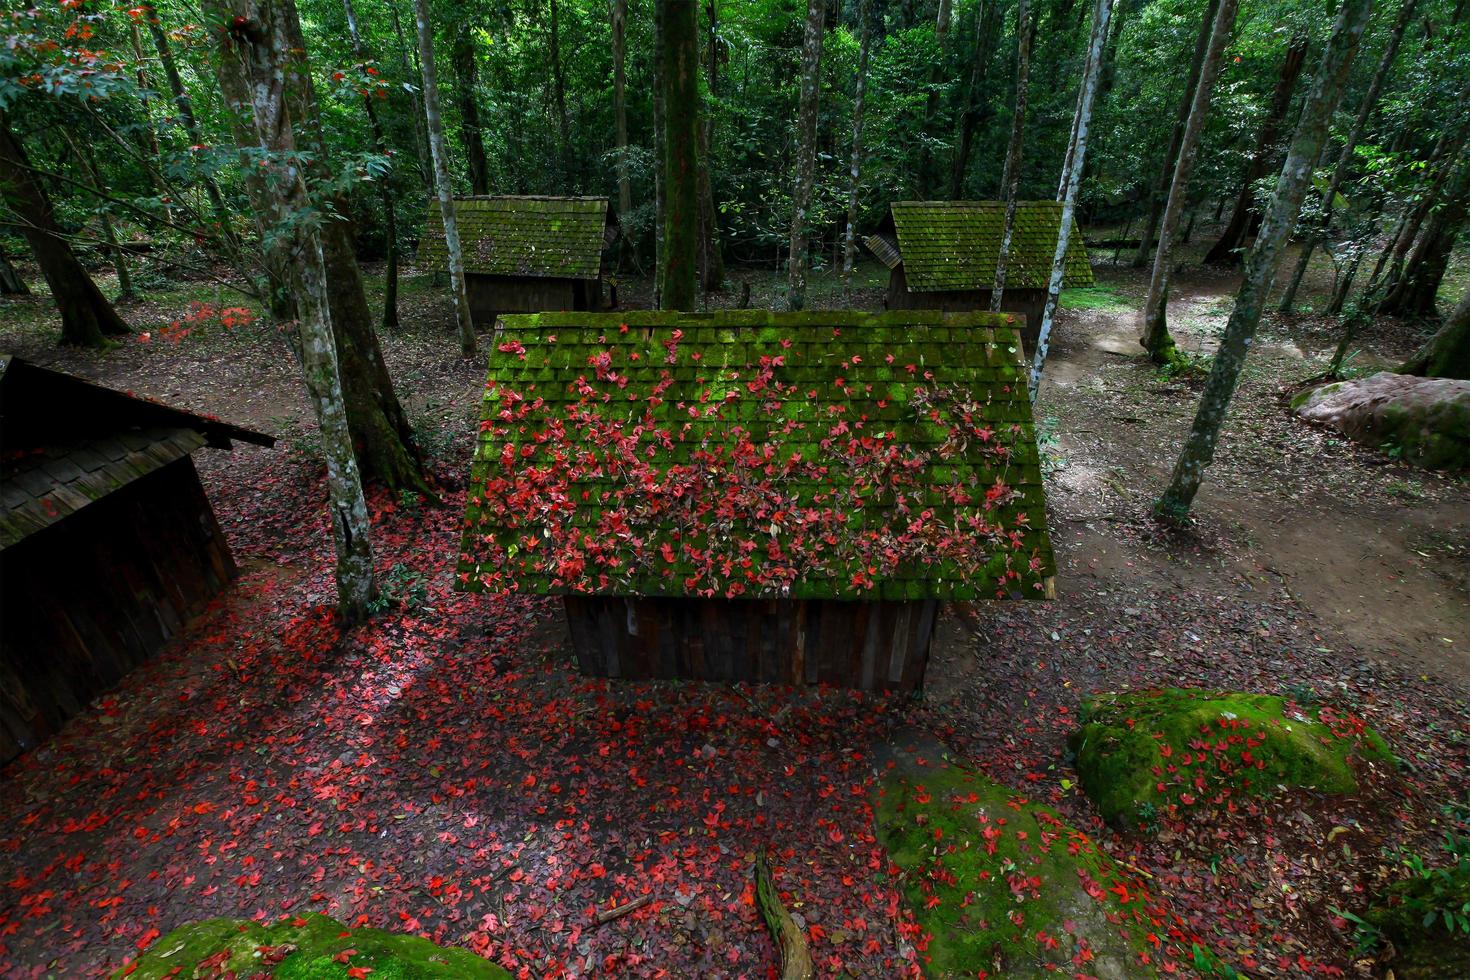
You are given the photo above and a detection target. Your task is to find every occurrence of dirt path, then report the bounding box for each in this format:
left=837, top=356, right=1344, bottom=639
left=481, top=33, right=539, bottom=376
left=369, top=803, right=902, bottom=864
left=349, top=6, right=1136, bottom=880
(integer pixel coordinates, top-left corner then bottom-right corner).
left=1035, top=275, right=1468, bottom=686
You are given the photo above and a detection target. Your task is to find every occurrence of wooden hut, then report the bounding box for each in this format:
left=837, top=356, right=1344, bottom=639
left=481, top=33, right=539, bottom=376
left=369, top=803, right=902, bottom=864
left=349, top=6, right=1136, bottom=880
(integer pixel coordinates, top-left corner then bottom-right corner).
left=866, top=201, right=1093, bottom=352
left=417, top=195, right=618, bottom=327
left=455, top=310, right=1056, bottom=692
left=0, top=355, right=273, bottom=761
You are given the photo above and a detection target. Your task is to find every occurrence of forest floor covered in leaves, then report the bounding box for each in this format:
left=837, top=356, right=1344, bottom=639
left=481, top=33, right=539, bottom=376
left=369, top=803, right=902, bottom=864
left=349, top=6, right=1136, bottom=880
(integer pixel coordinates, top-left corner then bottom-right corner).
left=0, top=251, right=1466, bottom=978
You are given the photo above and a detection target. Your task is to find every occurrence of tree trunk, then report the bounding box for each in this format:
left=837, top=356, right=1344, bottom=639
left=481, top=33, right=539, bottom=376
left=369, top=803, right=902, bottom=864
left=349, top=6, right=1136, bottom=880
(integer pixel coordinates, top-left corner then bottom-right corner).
left=0, top=120, right=128, bottom=346
left=0, top=248, right=27, bottom=295
left=951, top=0, right=998, bottom=199
left=841, top=0, right=874, bottom=298
left=659, top=0, right=700, bottom=311
left=388, top=2, right=434, bottom=190
left=344, top=0, right=400, bottom=332
left=141, top=4, right=231, bottom=228
left=1132, top=0, right=1219, bottom=268
left=211, top=0, right=375, bottom=622
left=451, top=32, right=490, bottom=196
left=1141, top=0, right=1240, bottom=361
left=1277, top=0, right=1417, bottom=313
left=991, top=0, right=1033, bottom=312
left=548, top=0, right=573, bottom=184
left=73, top=140, right=135, bottom=302
left=1028, top=0, right=1112, bottom=398
left=415, top=0, right=476, bottom=356
left=755, top=854, right=815, bottom=980
left=653, top=0, right=666, bottom=305
left=1203, top=33, right=1309, bottom=265
left=277, top=0, right=425, bottom=491
left=1377, top=154, right=1468, bottom=317
left=698, top=0, right=725, bottom=292
left=1373, top=132, right=1470, bottom=310
left=1159, top=0, right=1374, bottom=520
left=786, top=0, right=827, bottom=312
left=612, top=0, right=631, bottom=216
left=916, top=0, right=953, bottom=197
left=1399, top=281, right=1470, bottom=379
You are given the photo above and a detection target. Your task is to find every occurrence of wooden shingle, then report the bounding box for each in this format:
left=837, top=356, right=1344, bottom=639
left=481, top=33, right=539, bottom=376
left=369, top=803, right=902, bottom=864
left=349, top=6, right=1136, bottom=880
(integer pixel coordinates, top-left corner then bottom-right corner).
left=873, top=201, right=1093, bottom=292
left=417, top=196, right=611, bottom=280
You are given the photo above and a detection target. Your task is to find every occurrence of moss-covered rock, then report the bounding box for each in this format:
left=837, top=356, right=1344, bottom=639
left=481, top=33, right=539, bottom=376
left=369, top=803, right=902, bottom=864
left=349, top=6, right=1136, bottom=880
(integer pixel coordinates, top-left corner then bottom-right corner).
left=113, top=912, right=510, bottom=979
left=1070, top=688, right=1392, bottom=827
left=1293, top=372, right=1470, bottom=469
left=875, top=761, right=1167, bottom=978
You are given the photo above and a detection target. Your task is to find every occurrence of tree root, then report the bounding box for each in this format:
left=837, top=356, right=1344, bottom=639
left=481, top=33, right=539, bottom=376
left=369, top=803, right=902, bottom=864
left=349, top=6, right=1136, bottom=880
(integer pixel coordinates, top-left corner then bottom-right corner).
left=755, top=853, right=814, bottom=980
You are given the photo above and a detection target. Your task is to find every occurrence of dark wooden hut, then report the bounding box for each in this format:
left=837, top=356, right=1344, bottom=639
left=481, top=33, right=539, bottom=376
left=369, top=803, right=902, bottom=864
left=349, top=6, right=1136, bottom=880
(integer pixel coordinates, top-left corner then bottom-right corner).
left=454, top=310, right=1056, bottom=692
left=417, top=195, right=618, bottom=327
left=0, top=356, right=273, bottom=761
left=866, top=201, right=1094, bottom=352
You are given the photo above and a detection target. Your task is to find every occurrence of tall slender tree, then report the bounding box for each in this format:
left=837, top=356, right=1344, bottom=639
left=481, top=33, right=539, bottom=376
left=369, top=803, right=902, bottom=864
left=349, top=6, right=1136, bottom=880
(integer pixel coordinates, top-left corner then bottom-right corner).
left=211, top=0, right=375, bottom=621
left=612, top=0, right=631, bottom=216
left=343, top=0, right=401, bottom=331
left=697, top=0, right=725, bottom=292
left=1029, top=0, right=1113, bottom=398
left=451, top=32, right=490, bottom=196
left=841, top=0, right=875, bottom=298
left=659, top=0, right=700, bottom=310
left=916, top=0, right=954, bottom=196
left=415, top=0, right=475, bottom=356
left=1132, top=0, right=1220, bottom=268
left=1277, top=0, right=1417, bottom=313
left=991, top=0, right=1033, bottom=313
left=1159, top=0, right=1375, bottom=519
left=1140, top=0, right=1240, bottom=361
left=1204, top=32, right=1310, bottom=265
left=0, top=119, right=129, bottom=347
left=785, top=0, right=826, bottom=312
left=951, top=0, right=998, bottom=199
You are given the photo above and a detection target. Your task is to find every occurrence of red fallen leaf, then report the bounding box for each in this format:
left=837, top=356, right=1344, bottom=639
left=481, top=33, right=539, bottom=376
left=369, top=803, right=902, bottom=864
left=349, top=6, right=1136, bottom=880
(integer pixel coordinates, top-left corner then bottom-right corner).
left=135, top=927, right=159, bottom=951
left=347, top=968, right=373, bottom=979
left=333, top=948, right=358, bottom=964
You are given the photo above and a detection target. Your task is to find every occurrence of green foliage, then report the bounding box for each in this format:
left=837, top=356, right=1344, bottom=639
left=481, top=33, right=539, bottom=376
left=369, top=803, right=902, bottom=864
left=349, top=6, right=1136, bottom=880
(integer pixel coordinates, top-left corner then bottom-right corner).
left=1070, top=687, right=1393, bottom=827
left=369, top=561, right=430, bottom=614
left=113, top=912, right=510, bottom=979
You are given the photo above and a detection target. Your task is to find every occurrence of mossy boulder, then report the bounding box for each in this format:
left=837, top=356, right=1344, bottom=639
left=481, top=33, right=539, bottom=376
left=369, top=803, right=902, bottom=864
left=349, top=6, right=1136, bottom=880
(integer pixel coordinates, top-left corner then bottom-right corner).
left=1293, top=372, right=1470, bottom=469
left=113, top=912, right=510, bottom=979
left=875, top=761, right=1166, bottom=978
left=1070, top=688, right=1392, bottom=827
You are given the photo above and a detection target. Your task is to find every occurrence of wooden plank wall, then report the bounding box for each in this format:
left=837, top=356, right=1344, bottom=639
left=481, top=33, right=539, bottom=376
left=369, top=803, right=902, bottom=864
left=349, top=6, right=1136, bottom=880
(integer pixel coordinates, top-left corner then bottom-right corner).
left=0, top=458, right=235, bottom=763
left=563, top=596, right=939, bottom=692
left=467, top=274, right=581, bottom=327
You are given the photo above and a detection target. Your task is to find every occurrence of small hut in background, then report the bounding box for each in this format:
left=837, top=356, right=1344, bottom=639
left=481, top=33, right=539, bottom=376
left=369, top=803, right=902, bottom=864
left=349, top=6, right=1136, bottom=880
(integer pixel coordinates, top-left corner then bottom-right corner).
left=417, top=196, right=618, bottom=327
left=866, top=201, right=1093, bottom=351
left=0, top=356, right=272, bottom=761
left=455, top=310, right=1056, bottom=692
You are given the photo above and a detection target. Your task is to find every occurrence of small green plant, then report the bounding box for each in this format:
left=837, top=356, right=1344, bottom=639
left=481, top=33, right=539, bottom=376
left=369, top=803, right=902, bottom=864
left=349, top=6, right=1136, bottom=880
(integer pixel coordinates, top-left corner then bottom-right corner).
left=1135, top=800, right=1159, bottom=834
left=1190, top=943, right=1243, bottom=979
left=1036, top=415, right=1067, bottom=477
left=1385, top=478, right=1422, bottom=501
left=1155, top=351, right=1213, bottom=383
left=368, top=562, right=430, bottom=615
left=397, top=489, right=424, bottom=517
left=1282, top=681, right=1319, bottom=706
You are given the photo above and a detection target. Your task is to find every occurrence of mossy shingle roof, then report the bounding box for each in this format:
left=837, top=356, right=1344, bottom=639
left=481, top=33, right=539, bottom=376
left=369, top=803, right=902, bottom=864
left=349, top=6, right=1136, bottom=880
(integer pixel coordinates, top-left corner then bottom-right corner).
left=456, top=311, right=1055, bottom=602
left=418, top=196, right=611, bottom=280
left=872, top=201, right=1093, bottom=292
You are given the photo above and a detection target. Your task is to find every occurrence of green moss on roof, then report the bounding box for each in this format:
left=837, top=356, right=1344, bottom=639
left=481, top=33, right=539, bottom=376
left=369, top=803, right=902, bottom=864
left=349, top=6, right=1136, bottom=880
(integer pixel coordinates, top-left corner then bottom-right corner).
left=417, top=195, right=609, bottom=280
left=884, top=200, right=1093, bottom=292
left=455, top=310, right=1055, bottom=602
left=114, top=913, right=510, bottom=979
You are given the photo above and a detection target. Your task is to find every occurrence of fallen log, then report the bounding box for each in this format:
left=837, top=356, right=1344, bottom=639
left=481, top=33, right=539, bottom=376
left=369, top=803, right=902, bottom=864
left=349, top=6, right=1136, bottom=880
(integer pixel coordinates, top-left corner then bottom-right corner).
left=755, top=853, right=814, bottom=980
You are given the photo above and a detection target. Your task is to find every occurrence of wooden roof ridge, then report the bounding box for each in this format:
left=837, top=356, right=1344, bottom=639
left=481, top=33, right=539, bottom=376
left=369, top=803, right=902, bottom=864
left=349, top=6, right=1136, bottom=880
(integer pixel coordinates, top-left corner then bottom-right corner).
left=0, top=354, right=274, bottom=450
